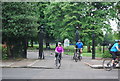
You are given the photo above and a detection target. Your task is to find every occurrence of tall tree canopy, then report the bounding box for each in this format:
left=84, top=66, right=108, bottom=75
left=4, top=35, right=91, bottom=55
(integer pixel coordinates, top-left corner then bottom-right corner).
left=2, top=2, right=39, bottom=58
left=2, top=2, right=118, bottom=58
left=44, top=2, right=117, bottom=45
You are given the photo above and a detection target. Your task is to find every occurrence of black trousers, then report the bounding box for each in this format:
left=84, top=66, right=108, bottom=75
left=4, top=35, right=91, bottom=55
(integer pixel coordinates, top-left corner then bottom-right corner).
left=76, top=49, right=81, bottom=53
left=55, top=52, right=62, bottom=59
left=110, top=51, right=120, bottom=60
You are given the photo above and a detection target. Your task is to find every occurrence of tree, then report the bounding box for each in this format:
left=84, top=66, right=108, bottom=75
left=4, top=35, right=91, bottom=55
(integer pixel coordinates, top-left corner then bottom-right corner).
left=36, top=2, right=55, bottom=49
left=44, top=2, right=117, bottom=52
left=2, top=2, right=39, bottom=58
left=115, top=1, right=120, bottom=39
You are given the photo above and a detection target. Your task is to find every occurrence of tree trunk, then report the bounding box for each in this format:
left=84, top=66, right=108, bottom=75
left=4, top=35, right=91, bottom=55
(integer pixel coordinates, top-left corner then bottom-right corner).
left=56, top=43, right=58, bottom=48
left=103, top=46, right=105, bottom=53
left=27, top=41, right=29, bottom=47
left=87, top=45, right=91, bottom=53
left=22, top=39, right=27, bottom=58
left=99, top=46, right=102, bottom=53
left=7, top=45, right=12, bottom=58
left=46, top=42, right=50, bottom=49
left=31, top=39, right=33, bottom=47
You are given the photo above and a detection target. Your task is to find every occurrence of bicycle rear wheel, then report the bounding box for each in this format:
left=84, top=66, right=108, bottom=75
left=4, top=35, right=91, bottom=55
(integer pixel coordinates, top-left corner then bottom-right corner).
left=78, top=56, right=82, bottom=61
left=78, top=53, right=82, bottom=61
left=103, top=58, right=113, bottom=71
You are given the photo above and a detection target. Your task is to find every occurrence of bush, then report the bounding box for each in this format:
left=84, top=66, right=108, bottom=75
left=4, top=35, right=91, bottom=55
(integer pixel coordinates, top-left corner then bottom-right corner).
left=2, top=47, right=8, bottom=60
left=96, top=46, right=102, bottom=54
left=102, top=50, right=112, bottom=58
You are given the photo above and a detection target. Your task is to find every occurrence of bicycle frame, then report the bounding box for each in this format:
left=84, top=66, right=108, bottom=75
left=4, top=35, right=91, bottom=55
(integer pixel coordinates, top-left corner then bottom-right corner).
left=75, top=48, right=81, bottom=54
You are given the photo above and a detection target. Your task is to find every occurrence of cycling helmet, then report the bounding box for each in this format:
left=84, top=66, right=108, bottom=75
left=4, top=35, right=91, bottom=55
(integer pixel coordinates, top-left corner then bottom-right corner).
left=58, top=42, right=62, bottom=45
left=115, top=40, right=118, bottom=42
left=115, top=40, right=120, bottom=42
left=118, top=40, right=120, bottom=42
left=78, top=39, right=81, bottom=42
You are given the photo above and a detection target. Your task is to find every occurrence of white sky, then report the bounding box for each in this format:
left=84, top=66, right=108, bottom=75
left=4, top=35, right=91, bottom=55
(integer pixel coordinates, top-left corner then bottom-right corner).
left=110, top=19, right=118, bottom=31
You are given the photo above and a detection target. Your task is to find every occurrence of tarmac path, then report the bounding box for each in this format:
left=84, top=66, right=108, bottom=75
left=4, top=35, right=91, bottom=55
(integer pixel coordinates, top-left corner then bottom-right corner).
left=2, top=50, right=119, bottom=79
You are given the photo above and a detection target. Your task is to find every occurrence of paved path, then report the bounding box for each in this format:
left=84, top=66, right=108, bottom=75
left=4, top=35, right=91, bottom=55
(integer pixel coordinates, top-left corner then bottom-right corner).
left=2, top=50, right=119, bottom=79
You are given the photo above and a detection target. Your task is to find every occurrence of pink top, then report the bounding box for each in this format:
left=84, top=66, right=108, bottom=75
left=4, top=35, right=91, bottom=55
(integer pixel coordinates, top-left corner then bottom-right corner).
left=55, top=46, right=64, bottom=53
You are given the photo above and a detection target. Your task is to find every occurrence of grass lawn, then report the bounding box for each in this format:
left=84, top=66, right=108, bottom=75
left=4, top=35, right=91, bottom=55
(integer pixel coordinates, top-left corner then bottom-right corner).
left=64, top=51, right=102, bottom=57
left=28, top=44, right=103, bottom=58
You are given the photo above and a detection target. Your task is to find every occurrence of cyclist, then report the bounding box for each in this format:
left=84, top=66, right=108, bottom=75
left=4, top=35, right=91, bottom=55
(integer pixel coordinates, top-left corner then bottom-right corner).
left=55, top=42, right=64, bottom=61
left=74, top=40, right=83, bottom=57
left=110, top=40, right=120, bottom=67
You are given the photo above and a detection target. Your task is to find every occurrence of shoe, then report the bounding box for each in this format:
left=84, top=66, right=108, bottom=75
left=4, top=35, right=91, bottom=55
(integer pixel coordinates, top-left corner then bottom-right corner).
left=58, top=63, right=60, bottom=66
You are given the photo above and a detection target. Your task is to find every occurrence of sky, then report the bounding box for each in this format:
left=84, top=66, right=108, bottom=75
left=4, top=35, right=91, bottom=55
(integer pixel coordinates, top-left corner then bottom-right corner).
left=110, top=19, right=118, bottom=31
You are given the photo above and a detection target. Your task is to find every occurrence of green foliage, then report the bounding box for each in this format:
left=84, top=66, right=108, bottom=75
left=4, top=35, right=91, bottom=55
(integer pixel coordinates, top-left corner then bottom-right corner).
left=2, top=47, right=8, bottom=60
left=2, top=2, right=39, bottom=58
left=28, top=47, right=38, bottom=50
left=2, top=2, right=118, bottom=59
left=2, top=2, right=39, bottom=40
left=96, top=45, right=102, bottom=54
left=44, top=2, right=117, bottom=45
left=113, top=31, right=120, bottom=40
left=102, top=50, right=112, bottom=58
left=115, top=2, right=120, bottom=21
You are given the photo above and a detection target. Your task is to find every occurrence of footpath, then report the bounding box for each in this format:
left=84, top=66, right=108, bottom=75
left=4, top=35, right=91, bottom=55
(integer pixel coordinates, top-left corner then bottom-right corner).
left=0, top=50, right=111, bottom=69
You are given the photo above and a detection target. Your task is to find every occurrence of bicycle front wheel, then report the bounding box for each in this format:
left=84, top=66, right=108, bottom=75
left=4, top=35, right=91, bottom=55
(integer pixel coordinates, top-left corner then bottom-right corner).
left=55, top=57, right=61, bottom=69
left=58, top=59, right=61, bottom=69
left=103, top=58, right=113, bottom=71
left=55, top=59, right=58, bottom=67
left=74, top=54, right=78, bottom=62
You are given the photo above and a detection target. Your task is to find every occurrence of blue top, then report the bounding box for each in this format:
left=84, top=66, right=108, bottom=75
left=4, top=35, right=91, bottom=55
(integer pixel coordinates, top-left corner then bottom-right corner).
left=110, top=43, right=120, bottom=52
left=76, top=42, right=83, bottom=48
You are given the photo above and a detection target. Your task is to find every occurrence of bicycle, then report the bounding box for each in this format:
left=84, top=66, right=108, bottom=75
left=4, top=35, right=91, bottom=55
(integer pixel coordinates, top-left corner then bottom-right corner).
left=103, top=56, right=120, bottom=71
left=55, top=53, right=61, bottom=69
left=73, top=48, right=82, bottom=62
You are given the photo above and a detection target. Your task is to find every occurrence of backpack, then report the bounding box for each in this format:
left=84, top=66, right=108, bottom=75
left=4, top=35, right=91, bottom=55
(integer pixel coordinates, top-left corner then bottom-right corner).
left=108, top=43, right=114, bottom=51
